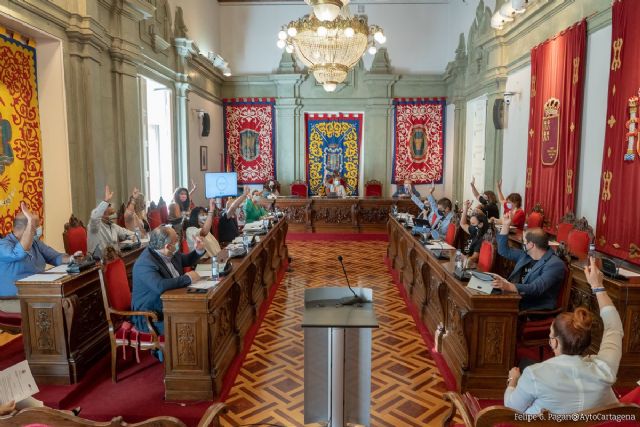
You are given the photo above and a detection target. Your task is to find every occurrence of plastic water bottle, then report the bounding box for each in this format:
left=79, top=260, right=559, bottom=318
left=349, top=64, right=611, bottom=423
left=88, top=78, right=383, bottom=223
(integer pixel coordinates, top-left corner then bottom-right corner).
left=243, top=233, right=249, bottom=251
left=211, top=255, right=219, bottom=281
left=134, top=227, right=141, bottom=243
left=392, top=205, right=398, bottom=216
left=455, top=250, right=463, bottom=270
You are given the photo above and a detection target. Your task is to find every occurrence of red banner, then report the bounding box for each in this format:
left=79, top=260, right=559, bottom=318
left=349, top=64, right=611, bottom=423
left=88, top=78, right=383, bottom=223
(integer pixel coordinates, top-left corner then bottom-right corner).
left=223, top=98, right=276, bottom=184
left=392, top=98, right=446, bottom=184
left=596, top=0, right=640, bottom=264
left=525, top=21, right=586, bottom=228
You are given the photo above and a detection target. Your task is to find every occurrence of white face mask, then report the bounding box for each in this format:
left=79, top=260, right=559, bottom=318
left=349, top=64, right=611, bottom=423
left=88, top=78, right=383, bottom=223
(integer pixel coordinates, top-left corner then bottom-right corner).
left=199, top=215, right=208, bottom=223
left=108, top=213, right=117, bottom=221
left=35, top=226, right=43, bottom=239
left=506, top=202, right=514, bottom=210
left=404, top=184, right=411, bottom=191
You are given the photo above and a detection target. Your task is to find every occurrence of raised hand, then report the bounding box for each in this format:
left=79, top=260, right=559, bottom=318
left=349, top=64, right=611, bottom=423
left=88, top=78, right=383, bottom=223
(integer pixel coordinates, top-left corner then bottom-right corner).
left=209, top=198, right=215, bottom=212
left=104, top=185, right=114, bottom=203
left=20, top=201, right=33, bottom=222
left=464, top=199, right=472, bottom=208
left=584, top=256, right=604, bottom=290
left=429, top=181, right=436, bottom=195
left=132, top=187, right=140, bottom=198
left=471, top=176, right=476, bottom=186
left=497, top=178, right=503, bottom=189
left=190, top=179, right=197, bottom=193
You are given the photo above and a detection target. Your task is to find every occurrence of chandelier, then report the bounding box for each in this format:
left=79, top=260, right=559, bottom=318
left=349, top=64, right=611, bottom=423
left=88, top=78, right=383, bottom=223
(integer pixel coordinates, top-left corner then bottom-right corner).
left=277, top=4, right=386, bottom=92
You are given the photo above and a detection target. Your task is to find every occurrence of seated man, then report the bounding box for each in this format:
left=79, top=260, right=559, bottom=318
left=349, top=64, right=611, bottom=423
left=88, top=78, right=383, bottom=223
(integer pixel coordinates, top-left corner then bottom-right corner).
left=392, top=179, right=421, bottom=198
left=493, top=213, right=565, bottom=311
left=87, top=185, right=136, bottom=257
left=131, top=226, right=204, bottom=335
left=218, top=188, right=249, bottom=244
left=427, top=184, right=454, bottom=239
left=244, top=190, right=269, bottom=223
left=0, top=203, right=82, bottom=312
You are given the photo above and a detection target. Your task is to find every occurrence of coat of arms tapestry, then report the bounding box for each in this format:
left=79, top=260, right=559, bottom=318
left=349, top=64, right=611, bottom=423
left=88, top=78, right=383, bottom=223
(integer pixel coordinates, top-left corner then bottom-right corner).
left=392, top=98, right=446, bottom=184
left=0, top=27, right=43, bottom=235
left=305, top=113, right=362, bottom=196
left=224, top=98, right=276, bottom=184
left=525, top=20, right=586, bottom=228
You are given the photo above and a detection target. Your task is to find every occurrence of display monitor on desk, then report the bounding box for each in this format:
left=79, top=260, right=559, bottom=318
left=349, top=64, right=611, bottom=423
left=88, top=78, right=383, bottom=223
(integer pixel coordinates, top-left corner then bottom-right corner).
left=205, top=172, right=238, bottom=198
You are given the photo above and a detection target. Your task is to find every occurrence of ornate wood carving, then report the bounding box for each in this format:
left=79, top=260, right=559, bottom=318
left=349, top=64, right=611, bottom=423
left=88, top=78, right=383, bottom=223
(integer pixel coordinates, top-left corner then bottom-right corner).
left=629, top=310, right=640, bottom=353
left=482, top=321, right=505, bottom=365
left=360, top=206, right=390, bottom=224
left=35, top=308, right=54, bottom=351
left=446, top=297, right=469, bottom=368
left=314, top=207, right=352, bottom=224
left=283, top=206, right=307, bottom=224
left=177, top=323, right=196, bottom=365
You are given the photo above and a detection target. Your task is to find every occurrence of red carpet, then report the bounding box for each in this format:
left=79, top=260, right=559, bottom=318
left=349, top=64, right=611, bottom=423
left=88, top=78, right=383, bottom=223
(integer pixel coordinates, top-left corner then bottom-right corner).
left=287, top=232, right=388, bottom=241
left=0, top=262, right=289, bottom=426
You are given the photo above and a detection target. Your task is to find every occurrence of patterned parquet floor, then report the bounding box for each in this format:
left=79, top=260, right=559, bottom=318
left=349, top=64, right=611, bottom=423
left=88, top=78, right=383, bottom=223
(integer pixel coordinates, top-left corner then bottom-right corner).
left=221, top=240, right=455, bottom=427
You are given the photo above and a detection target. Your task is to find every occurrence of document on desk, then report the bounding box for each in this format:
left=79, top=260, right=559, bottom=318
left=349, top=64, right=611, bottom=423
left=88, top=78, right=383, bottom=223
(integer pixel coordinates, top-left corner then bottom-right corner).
left=188, top=279, right=220, bottom=290
left=0, top=360, right=39, bottom=405
left=17, top=273, right=67, bottom=282
left=425, top=242, right=456, bottom=250
left=46, top=264, right=70, bottom=274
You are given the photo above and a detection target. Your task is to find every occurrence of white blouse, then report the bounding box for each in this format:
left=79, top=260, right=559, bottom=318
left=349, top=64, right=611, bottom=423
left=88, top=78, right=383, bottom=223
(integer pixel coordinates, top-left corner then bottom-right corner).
left=504, top=305, right=623, bottom=414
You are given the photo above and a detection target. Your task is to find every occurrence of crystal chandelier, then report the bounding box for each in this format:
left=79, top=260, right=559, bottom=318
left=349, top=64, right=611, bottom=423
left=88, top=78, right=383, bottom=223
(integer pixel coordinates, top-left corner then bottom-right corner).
left=277, top=4, right=386, bottom=92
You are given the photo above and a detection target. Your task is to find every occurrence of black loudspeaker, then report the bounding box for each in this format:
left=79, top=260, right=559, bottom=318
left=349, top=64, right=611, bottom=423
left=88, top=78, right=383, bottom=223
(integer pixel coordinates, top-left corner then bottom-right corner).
left=201, top=112, right=210, bottom=137
left=493, top=99, right=507, bottom=130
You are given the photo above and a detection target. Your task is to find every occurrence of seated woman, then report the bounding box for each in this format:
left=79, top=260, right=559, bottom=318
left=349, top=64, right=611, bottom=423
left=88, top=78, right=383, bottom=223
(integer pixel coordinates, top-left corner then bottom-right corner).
left=470, top=177, right=500, bottom=220
left=244, top=190, right=269, bottom=223
left=326, top=173, right=346, bottom=198
left=124, top=187, right=149, bottom=237
left=185, top=199, right=221, bottom=258
left=168, top=180, right=197, bottom=224
left=459, top=200, right=488, bottom=267
left=263, top=179, right=280, bottom=199
left=504, top=258, right=623, bottom=414
left=218, top=188, right=249, bottom=244
left=494, top=179, right=525, bottom=229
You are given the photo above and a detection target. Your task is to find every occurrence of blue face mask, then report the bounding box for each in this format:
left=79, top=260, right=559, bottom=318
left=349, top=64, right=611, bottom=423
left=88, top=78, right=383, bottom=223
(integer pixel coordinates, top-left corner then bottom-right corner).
left=174, top=242, right=180, bottom=254
left=35, top=226, right=43, bottom=240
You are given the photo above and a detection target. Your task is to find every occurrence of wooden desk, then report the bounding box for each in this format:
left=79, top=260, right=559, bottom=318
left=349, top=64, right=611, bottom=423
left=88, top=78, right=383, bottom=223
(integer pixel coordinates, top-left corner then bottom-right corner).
left=15, top=246, right=143, bottom=385
left=162, top=219, right=289, bottom=400
left=387, top=217, right=521, bottom=398
left=267, top=197, right=420, bottom=233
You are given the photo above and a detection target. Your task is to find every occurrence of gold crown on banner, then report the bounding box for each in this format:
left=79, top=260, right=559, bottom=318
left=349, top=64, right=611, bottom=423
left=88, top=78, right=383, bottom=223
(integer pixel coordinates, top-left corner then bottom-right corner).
left=629, top=96, right=639, bottom=108
left=544, top=98, right=561, bottom=116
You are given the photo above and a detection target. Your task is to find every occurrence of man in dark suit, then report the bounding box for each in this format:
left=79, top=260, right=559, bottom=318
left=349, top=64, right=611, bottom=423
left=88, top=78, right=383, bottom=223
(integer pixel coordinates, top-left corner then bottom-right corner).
left=131, top=226, right=204, bottom=336
left=392, top=179, right=421, bottom=198
left=493, top=213, right=566, bottom=311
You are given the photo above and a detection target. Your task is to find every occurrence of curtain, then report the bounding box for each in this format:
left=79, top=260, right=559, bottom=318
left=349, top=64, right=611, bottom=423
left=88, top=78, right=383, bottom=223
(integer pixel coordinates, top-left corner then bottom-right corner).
left=596, top=0, right=640, bottom=264
left=525, top=20, right=586, bottom=228
left=0, top=28, right=43, bottom=235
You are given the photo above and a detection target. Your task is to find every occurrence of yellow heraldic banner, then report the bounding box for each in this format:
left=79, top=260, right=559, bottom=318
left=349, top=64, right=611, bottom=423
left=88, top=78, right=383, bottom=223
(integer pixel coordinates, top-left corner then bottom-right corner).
left=0, top=27, right=43, bottom=235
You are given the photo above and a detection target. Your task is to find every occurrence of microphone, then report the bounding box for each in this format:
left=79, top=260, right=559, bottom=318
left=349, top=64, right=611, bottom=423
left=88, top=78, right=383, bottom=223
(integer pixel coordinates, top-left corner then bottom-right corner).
left=337, top=255, right=366, bottom=306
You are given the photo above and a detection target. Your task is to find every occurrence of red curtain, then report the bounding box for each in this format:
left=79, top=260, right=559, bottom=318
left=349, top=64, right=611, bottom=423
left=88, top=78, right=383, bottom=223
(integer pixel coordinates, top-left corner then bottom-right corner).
left=525, top=20, right=586, bottom=228
left=596, top=0, right=640, bottom=264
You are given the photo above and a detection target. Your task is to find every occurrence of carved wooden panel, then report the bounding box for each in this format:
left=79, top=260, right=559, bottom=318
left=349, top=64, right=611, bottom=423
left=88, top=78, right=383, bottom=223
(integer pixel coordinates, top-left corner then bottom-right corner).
left=359, top=206, right=390, bottom=224
left=282, top=205, right=307, bottom=224
left=34, top=306, right=56, bottom=353
left=411, top=260, right=429, bottom=318
left=176, top=322, right=197, bottom=366
left=403, top=247, right=417, bottom=296
left=314, top=207, right=352, bottom=224
left=444, top=296, right=469, bottom=369
left=477, top=318, right=507, bottom=368
left=424, top=266, right=445, bottom=334
left=627, top=307, right=640, bottom=354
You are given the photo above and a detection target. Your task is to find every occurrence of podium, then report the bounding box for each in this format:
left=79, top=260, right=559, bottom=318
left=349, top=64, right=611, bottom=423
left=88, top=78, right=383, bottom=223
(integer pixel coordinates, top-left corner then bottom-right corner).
left=302, top=287, right=378, bottom=427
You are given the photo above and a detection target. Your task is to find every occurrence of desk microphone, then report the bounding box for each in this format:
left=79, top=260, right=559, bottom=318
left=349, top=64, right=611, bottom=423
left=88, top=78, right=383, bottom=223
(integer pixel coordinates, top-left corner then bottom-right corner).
left=337, top=255, right=366, bottom=306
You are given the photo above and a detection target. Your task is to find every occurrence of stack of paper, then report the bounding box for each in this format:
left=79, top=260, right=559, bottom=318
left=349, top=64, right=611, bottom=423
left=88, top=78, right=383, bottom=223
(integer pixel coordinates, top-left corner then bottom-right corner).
left=17, top=273, right=67, bottom=282
left=0, top=361, right=39, bottom=404
left=188, top=279, right=220, bottom=290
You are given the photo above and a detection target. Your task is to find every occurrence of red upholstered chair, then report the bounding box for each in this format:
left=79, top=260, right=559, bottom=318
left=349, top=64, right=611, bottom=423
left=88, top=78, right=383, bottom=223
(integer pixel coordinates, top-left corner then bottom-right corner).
left=556, top=222, right=574, bottom=244
left=99, top=258, right=162, bottom=382
left=63, top=214, right=88, bottom=256
left=0, top=298, right=21, bottom=334
left=566, top=217, right=594, bottom=259
left=147, top=209, right=162, bottom=230
left=526, top=203, right=545, bottom=228
left=621, top=387, right=640, bottom=405
left=517, top=264, right=572, bottom=361
left=158, top=197, right=169, bottom=224
left=212, top=216, right=220, bottom=241
left=181, top=238, right=192, bottom=273
left=364, top=179, right=383, bottom=197
left=290, top=180, right=308, bottom=198
left=477, top=241, right=495, bottom=273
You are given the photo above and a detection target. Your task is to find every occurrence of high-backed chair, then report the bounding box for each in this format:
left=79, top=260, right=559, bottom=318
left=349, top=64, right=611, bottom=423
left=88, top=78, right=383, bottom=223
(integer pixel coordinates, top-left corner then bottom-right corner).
left=0, top=403, right=228, bottom=427
left=443, top=391, right=640, bottom=427
left=147, top=208, right=162, bottom=230
left=99, top=258, right=162, bottom=382
left=477, top=241, right=495, bottom=273
left=567, top=217, right=593, bottom=259
left=290, top=179, right=308, bottom=198
left=364, top=179, right=383, bottom=197
left=555, top=211, right=576, bottom=244
left=517, top=264, right=572, bottom=361
left=158, top=196, right=169, bottom=224
left=526, top=203, right=544, bottom=229
left=63, top=214, right=88, bottom=255
left=0, top=298, right=21, bottom=334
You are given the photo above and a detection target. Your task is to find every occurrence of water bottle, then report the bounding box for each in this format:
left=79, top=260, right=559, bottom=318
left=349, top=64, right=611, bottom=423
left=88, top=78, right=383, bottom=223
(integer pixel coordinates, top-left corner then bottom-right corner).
left=134, top=227, right=141, bottom=243
left=243, top=233, right=249, bottom=251
left=523, top=222, right=528, bottom=233
left=211, top=255, right=219, bottom=281
left=455, top=250, right=463, bottom=270
left=392, top=204, right=398, bottom=216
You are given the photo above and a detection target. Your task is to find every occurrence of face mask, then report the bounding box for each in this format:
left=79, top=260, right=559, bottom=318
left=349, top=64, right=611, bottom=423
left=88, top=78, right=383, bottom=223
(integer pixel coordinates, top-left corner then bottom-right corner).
left=269, top=182, right=274, bottom=188
left=469, top=225, right=478, bottom=236
left=437, top=209, right=445, bottom=217
left=522, top=242, right=530, bottom=254
left=506, top=202, right=514, bottom=210
left=108, top=213, right=117, bottom=221
left=173, top=242, right=180, bottom=254
left=479, top=196, right=488, bottom=205
left=35, top=226, right=43, bottom=239
left=199, top=215, right=208, bottom=223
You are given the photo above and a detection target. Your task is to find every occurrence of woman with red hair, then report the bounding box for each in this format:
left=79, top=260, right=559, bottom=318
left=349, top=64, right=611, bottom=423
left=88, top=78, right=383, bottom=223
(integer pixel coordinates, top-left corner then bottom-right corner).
left=504, top=257, right=623, bottom=414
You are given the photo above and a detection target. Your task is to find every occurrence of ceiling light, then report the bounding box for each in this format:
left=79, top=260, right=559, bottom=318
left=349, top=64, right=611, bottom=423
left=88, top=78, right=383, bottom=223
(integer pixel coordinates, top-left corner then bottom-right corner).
left=285, top=44, right=294, bottom=53
left=368, top=45, right=377, bottom=55
left=278, top=30, right=287, bottom=40
left=373, top=31, right=386, bottom=44
left=306, top=0, right=345, bottom=22
left=323, top=82, right=337, bottom=92
left=344, top=27, right=354, bottom=37
left=287, top=26, right=298, bottom=37
left=277, top=39, right=286, bottom=49
left=317, top=26, right=328, bottom=37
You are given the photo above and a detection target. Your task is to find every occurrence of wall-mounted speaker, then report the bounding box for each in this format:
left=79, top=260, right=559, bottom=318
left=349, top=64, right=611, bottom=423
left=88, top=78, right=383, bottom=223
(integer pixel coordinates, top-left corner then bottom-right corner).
left=201, top=112, right=210, bottom=137
left=493, top=99, right=507, bottom=130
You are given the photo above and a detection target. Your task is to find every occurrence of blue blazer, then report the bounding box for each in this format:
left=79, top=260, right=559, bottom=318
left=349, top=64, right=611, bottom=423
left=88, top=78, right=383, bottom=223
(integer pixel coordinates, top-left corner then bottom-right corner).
left=496, top=234, right=566, bottom=311
left=131, top=247, right=203, bottom=332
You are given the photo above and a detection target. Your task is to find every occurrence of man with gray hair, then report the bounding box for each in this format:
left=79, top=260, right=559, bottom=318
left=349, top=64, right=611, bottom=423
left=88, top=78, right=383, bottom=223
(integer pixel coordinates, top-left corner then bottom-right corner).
left=0, top=202, right=82, bottom=312
left=87, top=185, right=136, bottom=257
left=131, top=225, right=204, bottom=337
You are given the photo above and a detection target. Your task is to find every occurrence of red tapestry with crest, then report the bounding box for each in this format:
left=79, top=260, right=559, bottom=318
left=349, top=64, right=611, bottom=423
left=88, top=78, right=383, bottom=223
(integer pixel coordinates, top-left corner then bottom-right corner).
left=392, top=98, right=446, bottom=184
left=223, top=98, right=276, bottom=184
left=0, top=27, right=43, bottom=235
left=525, top=20, right=586, bottom=228
left=596, top=0, right=640, bottom=264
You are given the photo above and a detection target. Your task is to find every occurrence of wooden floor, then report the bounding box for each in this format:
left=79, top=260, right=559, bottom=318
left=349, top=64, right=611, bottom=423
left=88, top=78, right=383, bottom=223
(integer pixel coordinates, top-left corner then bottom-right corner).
left=221, top=240, right=456, bottom=426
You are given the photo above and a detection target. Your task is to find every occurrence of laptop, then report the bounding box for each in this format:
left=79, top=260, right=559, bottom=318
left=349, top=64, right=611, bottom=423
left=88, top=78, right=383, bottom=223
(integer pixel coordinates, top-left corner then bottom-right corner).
left=467, top=271, right=494, bottom=294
